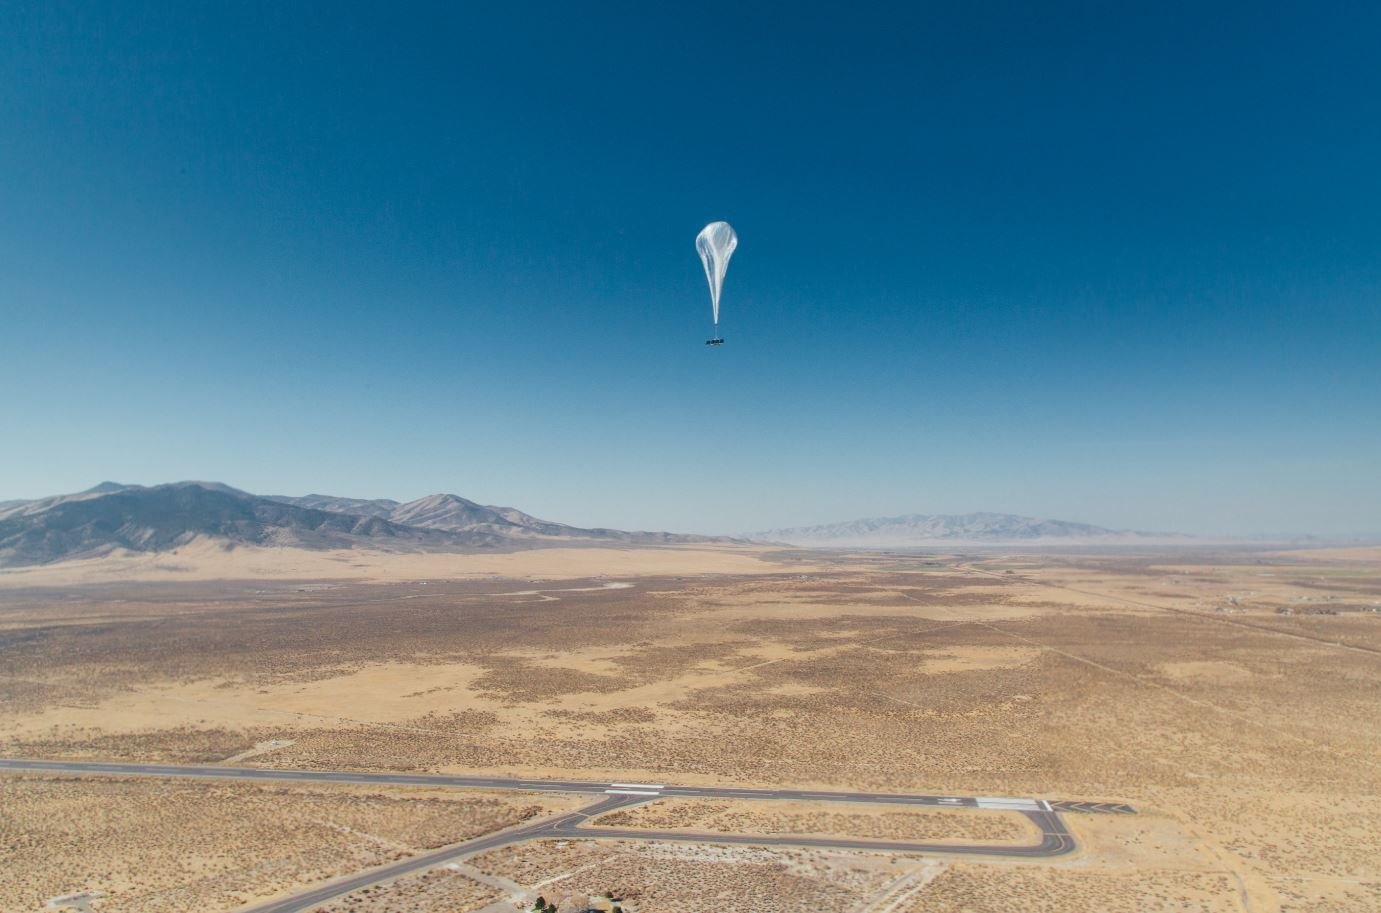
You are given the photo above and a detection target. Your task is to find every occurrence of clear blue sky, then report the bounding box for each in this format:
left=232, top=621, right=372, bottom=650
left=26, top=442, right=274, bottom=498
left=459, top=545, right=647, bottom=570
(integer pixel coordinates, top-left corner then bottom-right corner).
left=3, top=2, right=1379, bottom=536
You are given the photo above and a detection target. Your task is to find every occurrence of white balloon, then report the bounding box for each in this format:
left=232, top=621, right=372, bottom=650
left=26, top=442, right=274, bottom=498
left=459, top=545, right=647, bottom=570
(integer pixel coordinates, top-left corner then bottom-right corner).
left=696, top=221, right=738, bottom=327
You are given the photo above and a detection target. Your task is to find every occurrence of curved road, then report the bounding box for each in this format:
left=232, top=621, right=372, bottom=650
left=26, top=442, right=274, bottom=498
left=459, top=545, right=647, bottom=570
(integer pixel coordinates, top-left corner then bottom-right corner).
left=230, top=802, right=1074, bottom=913
left=1, top=758, right=1110, bottom=913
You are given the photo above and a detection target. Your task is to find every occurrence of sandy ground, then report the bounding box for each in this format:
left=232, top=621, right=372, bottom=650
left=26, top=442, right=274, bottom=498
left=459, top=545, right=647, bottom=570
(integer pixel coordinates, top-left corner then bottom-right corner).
left=2, top=545, right=1379, bottom=911
left=1266, top=546, right=1381, bottom=562
left=0, top=537, right=790, bottom=588
left=589, top=797, right=1036, bottom=844
left=0, top=775, right=577, bottom=913
left=471, top=840, right=911, bottom=913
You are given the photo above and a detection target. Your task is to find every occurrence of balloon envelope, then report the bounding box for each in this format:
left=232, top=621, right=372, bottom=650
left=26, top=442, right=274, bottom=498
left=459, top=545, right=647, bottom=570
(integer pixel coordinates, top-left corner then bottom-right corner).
left=696, top=221, right=738, bottom=326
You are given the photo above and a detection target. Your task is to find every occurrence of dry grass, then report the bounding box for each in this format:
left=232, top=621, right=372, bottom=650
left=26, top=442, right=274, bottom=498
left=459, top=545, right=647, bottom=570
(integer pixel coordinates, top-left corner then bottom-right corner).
left=306, top=869, right=503, bottom=913
left=590, top=798, right=1032, bottom=843
left=0, top=775, right=566, bottom=913
left=2, top=545, right=1379, bottom=910
left=471, top=840, right=892, bottom=913
left=897, top=865, right=1238, bottom=913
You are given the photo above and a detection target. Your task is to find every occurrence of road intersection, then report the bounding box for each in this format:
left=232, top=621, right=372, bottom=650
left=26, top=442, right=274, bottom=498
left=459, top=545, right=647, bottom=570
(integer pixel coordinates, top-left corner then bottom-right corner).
left=2, top=757, right=1133, bottom=913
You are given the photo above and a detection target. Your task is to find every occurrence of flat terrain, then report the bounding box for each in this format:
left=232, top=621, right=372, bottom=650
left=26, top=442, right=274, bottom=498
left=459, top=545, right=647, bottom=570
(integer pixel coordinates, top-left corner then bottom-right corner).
left=0, top=774, right=573, bottom=913
left=2, top=544, right=1380, bottom=911
left=588, top=797, right=1035, bottom=843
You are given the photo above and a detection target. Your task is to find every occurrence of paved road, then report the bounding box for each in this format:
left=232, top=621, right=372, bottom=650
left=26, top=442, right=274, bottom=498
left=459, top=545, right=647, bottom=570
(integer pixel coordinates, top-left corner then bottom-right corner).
left=0, top=758, right=1126, bottom=814
left=236, top=793, right=644, bottom=913
left=574, top=807, right=1075, bottom=858
left=2, top=757, right=1101, bottom=913
left=224, top=797, right=1074, bottom=913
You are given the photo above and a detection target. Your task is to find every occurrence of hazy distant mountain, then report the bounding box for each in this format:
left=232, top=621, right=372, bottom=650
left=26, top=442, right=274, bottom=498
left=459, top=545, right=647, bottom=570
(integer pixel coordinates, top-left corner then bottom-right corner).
left=753, top=512, right=1184, bottom=547
left=0, top=481, right=144, bottom=523
left=0, top=482, right=480, bottom=567
left=388, top=493, right=514, bottom=531
left=264, top=493, right=400, bottom=518
left=270, top=490, right=729, bottom=545
left=389, top=492, right=605, bottom=538
left=0, top=481, right=737, bottom=568
left=84, top=481, right=131, bottom=495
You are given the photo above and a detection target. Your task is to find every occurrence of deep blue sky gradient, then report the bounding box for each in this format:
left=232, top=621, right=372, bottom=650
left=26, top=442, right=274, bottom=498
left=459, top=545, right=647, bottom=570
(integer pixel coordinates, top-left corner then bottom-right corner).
left=3, top=2, right=1379, bottom=534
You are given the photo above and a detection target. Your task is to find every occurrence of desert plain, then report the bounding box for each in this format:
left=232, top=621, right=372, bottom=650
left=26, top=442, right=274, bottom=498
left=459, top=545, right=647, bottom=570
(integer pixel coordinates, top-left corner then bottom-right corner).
left=2, top=542, right=1380, bottom=912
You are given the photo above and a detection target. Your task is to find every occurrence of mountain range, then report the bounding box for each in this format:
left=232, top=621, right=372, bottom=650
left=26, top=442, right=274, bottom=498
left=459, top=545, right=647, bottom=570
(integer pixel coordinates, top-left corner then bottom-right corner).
left=0, top=482, right=733, bottom=568
left=4, top=482, right=1299, bottom=569
left=752, top=512, right=1189, bottom=547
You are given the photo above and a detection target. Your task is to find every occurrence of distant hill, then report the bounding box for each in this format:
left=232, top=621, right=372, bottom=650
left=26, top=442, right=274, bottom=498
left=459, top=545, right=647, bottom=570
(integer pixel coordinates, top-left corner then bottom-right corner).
left=272, top=491, right=734, bottom=544
left=0, top=482, right=477, bottom=567
left=752, top=512, right=1186, bottom=547
left=0, top=481, right=737, bottom=568
left=263, top=493, right=400, bottom=519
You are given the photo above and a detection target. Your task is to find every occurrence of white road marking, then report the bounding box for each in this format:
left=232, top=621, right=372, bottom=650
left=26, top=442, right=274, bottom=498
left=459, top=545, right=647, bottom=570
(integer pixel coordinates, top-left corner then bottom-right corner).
left=609, top=782, right=665, bottom=789
left=975, top=797, right=1041, bottom=811
left=604, top=788, right=661, bottom=796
